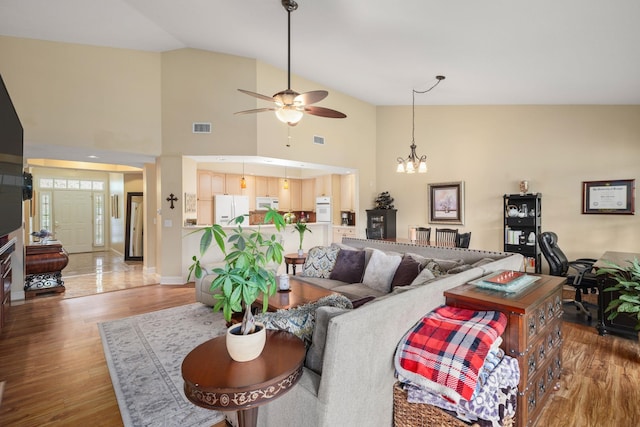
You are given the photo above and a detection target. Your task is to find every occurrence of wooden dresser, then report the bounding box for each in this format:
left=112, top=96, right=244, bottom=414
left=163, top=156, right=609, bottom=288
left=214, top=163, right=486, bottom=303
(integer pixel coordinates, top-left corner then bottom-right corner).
left=444, top=274, right=565, bottom=427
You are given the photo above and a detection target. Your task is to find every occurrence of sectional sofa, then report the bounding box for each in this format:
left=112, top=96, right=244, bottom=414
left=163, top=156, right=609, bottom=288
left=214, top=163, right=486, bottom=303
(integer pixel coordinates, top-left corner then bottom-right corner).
left=196, top=238, right=524, bottom=427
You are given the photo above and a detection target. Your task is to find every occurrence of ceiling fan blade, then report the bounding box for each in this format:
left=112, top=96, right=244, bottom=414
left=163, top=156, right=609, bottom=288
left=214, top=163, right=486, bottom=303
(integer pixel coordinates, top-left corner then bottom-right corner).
left=304, top=105, right=347, bottom=119
left=294, top=90, right=328, bottom=106
left=237, top=89, right=276, bottom=103
left=234, top=107, right=276, bottom=115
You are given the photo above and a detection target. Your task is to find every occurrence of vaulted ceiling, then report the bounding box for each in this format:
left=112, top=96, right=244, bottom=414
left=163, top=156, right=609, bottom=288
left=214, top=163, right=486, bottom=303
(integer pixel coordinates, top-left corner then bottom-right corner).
left=2, top=0, right=639, bottom=107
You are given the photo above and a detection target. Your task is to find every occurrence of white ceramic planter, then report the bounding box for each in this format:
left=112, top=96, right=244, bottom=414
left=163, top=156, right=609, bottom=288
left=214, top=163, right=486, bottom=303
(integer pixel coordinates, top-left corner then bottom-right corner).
left=225, top=322, right=266, bottom=362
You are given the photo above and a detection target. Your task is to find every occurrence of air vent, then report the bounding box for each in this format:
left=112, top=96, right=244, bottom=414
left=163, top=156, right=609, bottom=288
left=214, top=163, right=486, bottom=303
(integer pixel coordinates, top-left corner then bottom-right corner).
left=192, top=122, right=212, bottom=134
left=313, top=135, right=325, bottom=145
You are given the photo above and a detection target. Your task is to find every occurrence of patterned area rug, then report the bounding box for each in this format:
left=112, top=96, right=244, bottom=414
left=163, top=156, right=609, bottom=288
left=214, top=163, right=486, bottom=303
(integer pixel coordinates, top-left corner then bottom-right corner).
left=98, top=303, right=227, bottom=427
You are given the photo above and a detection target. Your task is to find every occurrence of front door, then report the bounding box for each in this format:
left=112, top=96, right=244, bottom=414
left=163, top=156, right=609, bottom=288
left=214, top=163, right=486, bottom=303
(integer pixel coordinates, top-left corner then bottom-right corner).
left=53, top=190, right=93, bottom=253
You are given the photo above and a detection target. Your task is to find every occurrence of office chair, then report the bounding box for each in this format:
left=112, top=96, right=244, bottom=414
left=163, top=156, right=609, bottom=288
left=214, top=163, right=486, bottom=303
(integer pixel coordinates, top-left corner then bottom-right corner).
left=538, top=231, right=598, bottom=321
left=366, top=227, right=384, bottom=240
left=435, top=228, right=458, bottom=247
left=456, top=232, right=472, bottom=248
left=415, top=227, right=431, bottom=243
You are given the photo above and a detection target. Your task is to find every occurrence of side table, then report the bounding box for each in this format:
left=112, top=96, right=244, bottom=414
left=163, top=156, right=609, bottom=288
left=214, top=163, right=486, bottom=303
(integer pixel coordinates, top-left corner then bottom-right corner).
left=24, top=241, right=69, bottom=298
left=284, top=252, right=307, bottom=275
left=182, top=330, right=305, bottom=427
left=444, top=274, right=565, bottom=427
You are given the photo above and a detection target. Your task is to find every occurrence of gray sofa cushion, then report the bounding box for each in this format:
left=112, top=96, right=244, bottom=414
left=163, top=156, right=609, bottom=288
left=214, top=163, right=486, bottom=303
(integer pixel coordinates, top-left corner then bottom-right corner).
left=332, top=283, right=386, bottom=300
left=409, top=267, right=436, bottom=286
left=305, top=306, right=351, bottom=374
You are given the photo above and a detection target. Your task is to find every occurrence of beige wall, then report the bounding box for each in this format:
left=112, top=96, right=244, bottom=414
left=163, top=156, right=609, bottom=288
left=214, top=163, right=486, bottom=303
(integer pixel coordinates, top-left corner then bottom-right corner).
left=0, top=36, right=162, bottom=157
left=377, top=105, right=640, bottom=265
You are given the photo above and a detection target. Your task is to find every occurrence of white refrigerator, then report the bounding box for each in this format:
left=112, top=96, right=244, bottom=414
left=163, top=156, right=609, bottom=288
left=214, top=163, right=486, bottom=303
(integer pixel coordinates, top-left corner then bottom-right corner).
left=213, top=195, right=250, bottom=225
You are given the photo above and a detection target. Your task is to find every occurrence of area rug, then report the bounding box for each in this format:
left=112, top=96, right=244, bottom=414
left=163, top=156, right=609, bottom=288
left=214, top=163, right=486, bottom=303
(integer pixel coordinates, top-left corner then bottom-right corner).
left=98, top=303, right=227, bottom=427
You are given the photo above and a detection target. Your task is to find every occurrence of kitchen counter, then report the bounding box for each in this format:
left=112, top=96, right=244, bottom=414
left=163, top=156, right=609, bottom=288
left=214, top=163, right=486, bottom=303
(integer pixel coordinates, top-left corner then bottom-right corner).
left=181, top=222, right=332, bottom=282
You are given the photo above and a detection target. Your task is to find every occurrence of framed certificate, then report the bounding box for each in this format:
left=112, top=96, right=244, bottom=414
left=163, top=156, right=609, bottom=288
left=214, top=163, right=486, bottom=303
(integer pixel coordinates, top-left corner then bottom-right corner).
left=582, top=179, right=635, bottom=214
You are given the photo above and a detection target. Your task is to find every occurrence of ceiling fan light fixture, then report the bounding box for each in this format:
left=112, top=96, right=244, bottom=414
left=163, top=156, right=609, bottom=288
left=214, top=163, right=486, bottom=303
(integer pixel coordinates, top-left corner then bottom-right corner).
left=275, top=107, right=303, bottom=124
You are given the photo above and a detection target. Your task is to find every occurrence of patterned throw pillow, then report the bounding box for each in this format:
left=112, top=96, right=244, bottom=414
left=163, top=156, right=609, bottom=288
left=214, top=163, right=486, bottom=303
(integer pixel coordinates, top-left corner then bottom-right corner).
left=302, top=245, right=340, bottom=278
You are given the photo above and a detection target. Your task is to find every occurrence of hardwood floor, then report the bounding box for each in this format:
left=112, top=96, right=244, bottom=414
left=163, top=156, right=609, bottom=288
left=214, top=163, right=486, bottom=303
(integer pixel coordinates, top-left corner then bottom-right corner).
left=1, top=272, right=639, bottom=426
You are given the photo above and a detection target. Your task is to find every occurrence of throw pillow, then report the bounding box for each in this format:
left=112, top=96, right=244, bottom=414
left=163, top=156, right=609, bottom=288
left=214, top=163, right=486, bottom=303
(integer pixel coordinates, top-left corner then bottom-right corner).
left=302, top=245, right=340, bottom=278
left=361, top=249, right=402, bottom=293
left=305, top=306, right=350, bottom=374
left=409, top=267, right=436, bottom=286
left=391, top=255, right=424, bottom=288
left=329, top=249, right=366, bottom=283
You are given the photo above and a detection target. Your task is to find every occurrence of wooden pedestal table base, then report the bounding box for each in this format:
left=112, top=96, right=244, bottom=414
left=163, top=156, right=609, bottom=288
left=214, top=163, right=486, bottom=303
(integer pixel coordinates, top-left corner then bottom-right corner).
left=182, top=330, right=306, bottom=427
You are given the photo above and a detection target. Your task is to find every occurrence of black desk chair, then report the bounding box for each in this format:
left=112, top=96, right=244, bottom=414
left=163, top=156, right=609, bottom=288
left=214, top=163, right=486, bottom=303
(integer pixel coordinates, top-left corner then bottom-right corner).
left=456, top=232, right=471, bottom=248
left=538, top=231, right=598, bottom=322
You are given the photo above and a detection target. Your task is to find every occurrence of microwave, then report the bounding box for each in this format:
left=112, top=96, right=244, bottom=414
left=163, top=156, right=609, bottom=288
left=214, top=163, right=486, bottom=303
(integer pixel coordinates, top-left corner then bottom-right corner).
left=256, top=197, right=279, bottom=211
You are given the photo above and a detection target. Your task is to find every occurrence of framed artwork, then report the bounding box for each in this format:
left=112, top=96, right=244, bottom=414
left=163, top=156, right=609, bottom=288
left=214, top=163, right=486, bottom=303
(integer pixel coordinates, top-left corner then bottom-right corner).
left=428, top=181, right=465, bottom=224
left=582, top=179, right=635, bottom=214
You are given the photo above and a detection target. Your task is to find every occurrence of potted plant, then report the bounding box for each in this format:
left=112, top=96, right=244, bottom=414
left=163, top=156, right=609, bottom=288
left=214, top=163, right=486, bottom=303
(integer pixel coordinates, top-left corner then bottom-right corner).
left=188, top=208, right=286, bottom=361
left=596, top=257, right=640, bottom=331
left=293, top=221, right=311, bottom=256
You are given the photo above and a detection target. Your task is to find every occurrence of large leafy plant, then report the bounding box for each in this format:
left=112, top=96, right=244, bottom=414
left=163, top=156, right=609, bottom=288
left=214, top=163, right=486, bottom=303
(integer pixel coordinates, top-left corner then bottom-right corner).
left=188, top=209, right=286, bottom=332
left=597, top=258, right=640, bottom=331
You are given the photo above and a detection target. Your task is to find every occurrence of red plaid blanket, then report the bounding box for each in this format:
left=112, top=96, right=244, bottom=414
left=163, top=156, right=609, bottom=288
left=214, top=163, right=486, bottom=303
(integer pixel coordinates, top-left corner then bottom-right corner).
left=394, top=305, right=507, bottom=403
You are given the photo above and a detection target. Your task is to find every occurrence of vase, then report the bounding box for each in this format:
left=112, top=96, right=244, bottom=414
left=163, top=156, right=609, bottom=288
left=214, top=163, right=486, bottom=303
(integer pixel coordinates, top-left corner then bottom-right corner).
left=297, top=248, right=304, bottom=256
left=225, top=322, right=266, bottom=362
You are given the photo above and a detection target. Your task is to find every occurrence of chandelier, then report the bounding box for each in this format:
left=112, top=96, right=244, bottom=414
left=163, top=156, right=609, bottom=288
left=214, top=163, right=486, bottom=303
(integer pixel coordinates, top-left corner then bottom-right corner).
left=396, top=75, right=445, bottom=173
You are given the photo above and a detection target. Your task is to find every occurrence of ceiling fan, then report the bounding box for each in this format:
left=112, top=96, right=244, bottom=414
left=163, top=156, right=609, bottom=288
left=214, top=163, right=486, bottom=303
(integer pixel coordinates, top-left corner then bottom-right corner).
left=234, top=0, right=346, bottom=126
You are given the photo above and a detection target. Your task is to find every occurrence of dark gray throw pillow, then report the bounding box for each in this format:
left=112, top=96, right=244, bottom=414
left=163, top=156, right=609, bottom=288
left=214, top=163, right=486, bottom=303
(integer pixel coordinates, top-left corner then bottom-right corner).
left=329, top=249, right=366, bottom=283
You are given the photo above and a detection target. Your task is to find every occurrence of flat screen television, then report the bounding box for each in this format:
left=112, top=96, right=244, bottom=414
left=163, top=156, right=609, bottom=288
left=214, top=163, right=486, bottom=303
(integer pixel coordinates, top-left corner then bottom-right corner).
left=0, top=73, right=24, bottom=238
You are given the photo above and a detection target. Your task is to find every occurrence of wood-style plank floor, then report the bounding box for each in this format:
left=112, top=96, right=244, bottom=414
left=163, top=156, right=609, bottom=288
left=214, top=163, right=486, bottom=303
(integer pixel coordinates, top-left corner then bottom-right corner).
left=0, top=254, right=639, bottom=426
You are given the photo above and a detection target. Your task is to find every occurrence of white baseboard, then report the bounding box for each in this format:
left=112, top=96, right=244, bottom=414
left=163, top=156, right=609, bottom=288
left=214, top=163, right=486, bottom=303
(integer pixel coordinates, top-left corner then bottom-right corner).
left=159, top=276, right=184, bottom=285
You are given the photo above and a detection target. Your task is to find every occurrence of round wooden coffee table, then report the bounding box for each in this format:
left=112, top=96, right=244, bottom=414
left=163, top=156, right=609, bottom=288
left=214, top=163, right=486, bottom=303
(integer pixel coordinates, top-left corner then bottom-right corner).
left=182, top=330, right=305, bottom=427
left=284, top=252, right=307, bottom=275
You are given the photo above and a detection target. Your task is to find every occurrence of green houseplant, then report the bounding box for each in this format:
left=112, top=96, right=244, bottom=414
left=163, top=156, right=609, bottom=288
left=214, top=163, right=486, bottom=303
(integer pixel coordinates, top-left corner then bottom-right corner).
left=188, top=208, right=286, bottom=335
left=596, top=257, right=640, bottom=331
left=292, top=221, right=311, bottom=256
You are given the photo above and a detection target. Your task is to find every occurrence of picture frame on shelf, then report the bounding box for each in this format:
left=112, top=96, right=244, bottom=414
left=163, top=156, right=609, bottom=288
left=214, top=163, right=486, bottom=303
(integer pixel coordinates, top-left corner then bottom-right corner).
left=428, top=181, right=465, bottom=224
left=582, top=179, right=635, bottom=215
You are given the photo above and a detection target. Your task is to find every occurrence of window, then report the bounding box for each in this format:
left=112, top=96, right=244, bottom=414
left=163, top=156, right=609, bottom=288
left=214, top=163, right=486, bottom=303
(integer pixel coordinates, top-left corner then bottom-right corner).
left=39, top=191, right=52, bottom=231
left=94, top=193, right=105, bottom=246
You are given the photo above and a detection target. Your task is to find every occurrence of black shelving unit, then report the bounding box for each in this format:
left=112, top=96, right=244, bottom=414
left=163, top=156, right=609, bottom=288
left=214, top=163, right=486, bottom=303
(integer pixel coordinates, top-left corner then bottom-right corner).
left=366, top=209, right=397, bottom=239
left=503, top=193, right=541, bottom=273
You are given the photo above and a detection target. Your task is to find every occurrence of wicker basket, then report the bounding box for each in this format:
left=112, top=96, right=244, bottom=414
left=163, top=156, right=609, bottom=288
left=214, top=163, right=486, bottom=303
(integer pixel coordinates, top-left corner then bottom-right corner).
left=393, top=382, right=514, bottom=427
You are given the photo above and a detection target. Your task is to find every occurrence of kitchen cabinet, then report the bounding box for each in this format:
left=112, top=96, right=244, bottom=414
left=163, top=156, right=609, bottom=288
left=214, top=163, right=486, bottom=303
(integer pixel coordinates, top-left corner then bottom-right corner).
left=279, top=179, right=291, bottom=211
left=256, top=177, right=280, bottom=197
left=225, top=174, right=243, bottom=195
left=332, top=226, right=356, bottom=243
left=340, top=174, right=355, bottom=211
left=315, top=175, right=332, bottom=197
left=289, top=179, right=302, bottom=211
left=301, top=179, right=316, bottom=211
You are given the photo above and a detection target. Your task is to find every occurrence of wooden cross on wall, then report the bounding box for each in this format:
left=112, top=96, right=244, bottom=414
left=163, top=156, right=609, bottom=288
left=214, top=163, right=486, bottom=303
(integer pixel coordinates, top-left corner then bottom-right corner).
left=166, top=193, right=178, bottom=209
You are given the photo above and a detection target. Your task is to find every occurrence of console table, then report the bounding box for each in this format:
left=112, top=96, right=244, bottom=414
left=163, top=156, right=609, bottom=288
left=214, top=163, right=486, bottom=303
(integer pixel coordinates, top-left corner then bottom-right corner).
left=24, top=241, right=69, bottom=298
left=182, top=330, right=305, bottom=427
left=444, top=274, right=565, bottom=427
left=594, top=251, right=640, bottom=340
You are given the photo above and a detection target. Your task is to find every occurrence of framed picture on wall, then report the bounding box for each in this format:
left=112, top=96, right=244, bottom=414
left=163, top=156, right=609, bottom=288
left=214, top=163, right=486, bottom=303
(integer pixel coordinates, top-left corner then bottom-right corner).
left=582, top=179, right=635, bottom=214
left=428, top=181, right=465, bottom=224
